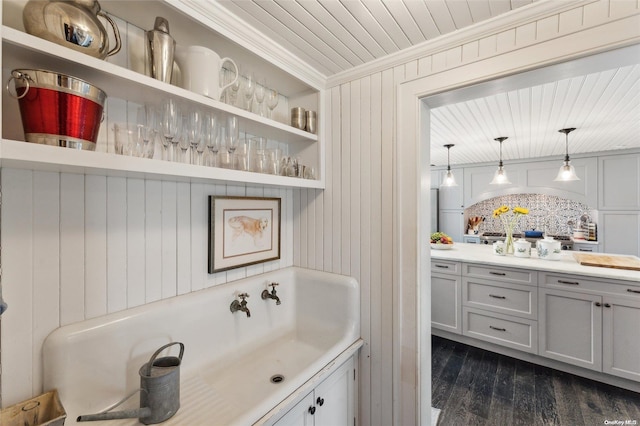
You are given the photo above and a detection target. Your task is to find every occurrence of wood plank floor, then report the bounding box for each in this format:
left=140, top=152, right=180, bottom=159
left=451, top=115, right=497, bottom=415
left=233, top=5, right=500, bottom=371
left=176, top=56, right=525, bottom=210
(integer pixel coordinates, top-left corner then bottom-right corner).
left=432, top=335, right=640, bottom=425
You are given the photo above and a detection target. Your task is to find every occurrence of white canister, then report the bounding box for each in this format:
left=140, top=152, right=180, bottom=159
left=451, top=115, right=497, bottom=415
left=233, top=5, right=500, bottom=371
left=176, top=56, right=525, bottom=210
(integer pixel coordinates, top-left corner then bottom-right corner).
left=174, top=45, right=238, bottom=101
left=513, top=238, right=531, bottom=258
left=493, top=241, right=506, bottom=256
left=536, top=236, right=562, bottom=260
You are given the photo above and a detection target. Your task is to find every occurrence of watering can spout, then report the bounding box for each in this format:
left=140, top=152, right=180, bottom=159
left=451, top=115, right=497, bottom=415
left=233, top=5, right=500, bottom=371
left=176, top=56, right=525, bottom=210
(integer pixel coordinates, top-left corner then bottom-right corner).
left=77, top=407, right=152, bottom=422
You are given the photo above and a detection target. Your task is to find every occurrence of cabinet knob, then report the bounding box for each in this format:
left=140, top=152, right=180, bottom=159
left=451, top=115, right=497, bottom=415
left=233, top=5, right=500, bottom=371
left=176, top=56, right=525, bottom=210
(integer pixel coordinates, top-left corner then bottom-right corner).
left=316, top=397, right=324, bottom=406
left=595, top=302, right=602, bottom=307
left=308, top=406, right=316, bottom=415
left=604, top=303, right=611, bottom=308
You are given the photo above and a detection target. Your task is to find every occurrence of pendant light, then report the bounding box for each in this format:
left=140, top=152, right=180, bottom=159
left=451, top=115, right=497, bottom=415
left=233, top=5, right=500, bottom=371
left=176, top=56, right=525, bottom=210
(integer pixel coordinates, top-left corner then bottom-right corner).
left=441, top=144, right=458, bottom=187
left=555, top=127, right=580, bottom=181
left=489, top=136, right=511, bottom=185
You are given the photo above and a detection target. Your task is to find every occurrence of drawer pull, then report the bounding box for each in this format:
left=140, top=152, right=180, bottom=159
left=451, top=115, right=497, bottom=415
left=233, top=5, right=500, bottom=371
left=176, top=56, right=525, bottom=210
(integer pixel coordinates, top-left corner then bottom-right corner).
left=489, top=294, right=506, bottom=299
left=627, top=289, right=640, bottom=294
left=579, top=248, right=592, bottom=251
left=434, top=264, right=450, bottom=269
left=557, top=280, right=580, bottom=285
left=489, top=271, right=506, bottom=276
left=489, top=325, right=506, bottom=332
left=595, top=302, right=602, bottom=307
left=604, top=303, right=611, bottom=308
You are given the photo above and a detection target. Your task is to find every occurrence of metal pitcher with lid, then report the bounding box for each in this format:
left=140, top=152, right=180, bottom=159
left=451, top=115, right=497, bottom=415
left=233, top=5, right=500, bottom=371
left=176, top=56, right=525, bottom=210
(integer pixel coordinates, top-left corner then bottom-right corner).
left=23, top=0, right=122, bottom=59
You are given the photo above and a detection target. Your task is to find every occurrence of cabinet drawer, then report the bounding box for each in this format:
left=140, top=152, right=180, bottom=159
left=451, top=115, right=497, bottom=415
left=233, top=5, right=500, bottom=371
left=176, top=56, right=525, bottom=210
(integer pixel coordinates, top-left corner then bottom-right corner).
left=463, top=307, right=538, bottom=353
left=431, top=260, right=461, bottom=276
left=463, top=264, right=536, bottom=286
left=463, top=278, right=537, bottom=320
left=540, top=272, right=640, bottom=297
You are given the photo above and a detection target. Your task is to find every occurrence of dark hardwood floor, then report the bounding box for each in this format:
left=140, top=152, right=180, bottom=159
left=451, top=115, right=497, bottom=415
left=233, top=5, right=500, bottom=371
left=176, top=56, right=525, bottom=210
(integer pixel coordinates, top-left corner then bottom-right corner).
left=432, top=335, right=640, bottom=425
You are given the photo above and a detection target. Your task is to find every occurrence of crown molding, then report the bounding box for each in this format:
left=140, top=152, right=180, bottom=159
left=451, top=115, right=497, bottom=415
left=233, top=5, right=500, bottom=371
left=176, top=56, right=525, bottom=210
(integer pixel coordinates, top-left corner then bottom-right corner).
left=326, top=0, right=595, bottom=88
left=173, top=0, right=327, bottom=90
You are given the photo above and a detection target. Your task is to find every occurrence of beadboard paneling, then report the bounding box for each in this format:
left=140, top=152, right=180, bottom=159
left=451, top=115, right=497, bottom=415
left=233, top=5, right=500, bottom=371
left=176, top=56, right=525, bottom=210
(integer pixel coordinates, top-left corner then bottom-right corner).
left=0, top=168, right=293, bottom=406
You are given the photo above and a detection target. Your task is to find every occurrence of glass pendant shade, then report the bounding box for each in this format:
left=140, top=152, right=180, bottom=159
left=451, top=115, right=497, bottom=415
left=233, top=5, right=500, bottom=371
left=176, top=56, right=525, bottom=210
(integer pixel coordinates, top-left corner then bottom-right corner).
left=440, top=144, right=458, bottom=187
left=555, top=127, right=580, bottom=181
left=555, top=161, right=580, bottom=181
left=441, top=169, right=457, bottom=187
left=490, top=166, right=511, bottom=185
left=489, top=137, right=511, bottom=185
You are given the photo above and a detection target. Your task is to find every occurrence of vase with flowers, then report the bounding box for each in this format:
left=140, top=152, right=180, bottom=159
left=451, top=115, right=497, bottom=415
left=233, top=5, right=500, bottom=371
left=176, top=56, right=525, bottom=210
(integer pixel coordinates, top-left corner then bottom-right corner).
left=492, top=205, right=529, bottom=254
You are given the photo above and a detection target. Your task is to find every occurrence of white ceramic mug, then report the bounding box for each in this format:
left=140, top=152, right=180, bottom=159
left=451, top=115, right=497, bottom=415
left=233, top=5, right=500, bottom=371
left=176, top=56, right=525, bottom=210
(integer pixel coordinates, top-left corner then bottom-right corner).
left=174, top=45, right=238, bottom=101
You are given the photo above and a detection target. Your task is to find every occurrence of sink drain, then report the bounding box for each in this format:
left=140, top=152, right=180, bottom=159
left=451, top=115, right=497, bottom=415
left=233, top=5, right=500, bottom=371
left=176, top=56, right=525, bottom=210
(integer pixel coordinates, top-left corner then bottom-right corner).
left=270, top=374, right=285, bottom=384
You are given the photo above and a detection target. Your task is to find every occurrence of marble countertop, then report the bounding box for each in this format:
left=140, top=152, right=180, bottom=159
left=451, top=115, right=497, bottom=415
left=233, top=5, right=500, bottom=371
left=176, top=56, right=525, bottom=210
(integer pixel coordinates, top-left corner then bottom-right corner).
left=430, top=243, right=640, bottom=283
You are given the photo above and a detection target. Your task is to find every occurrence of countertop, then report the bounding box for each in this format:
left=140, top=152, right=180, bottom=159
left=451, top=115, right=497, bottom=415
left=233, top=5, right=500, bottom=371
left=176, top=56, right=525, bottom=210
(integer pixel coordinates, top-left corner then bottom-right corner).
left=431, top=243, right=640, bottom=283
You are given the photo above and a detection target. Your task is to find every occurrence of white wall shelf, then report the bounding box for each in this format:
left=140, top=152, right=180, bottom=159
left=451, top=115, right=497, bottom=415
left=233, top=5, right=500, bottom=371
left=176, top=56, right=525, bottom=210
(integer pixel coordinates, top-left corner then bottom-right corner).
left=0, top=139, right=323, bottom=188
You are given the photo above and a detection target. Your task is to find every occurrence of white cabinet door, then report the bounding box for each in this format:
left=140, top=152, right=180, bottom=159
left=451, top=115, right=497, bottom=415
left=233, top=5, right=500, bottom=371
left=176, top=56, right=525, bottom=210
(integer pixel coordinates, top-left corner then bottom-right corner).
left=431, top=272, right=462, bottom=334
left=274, top=392, right=315, bottom=426
left=314, top=356, right=355, bottom=426
left=463, top=165, right=501, bottom=207
left=439, top=210, right=464, bottom=242
left=538, top=288, right=602, bottom=371
left=600, top=212, right=640, bottom=256
left=602, top=296, right=640, bottom=381
left=599, top=153, right=640, bottom=210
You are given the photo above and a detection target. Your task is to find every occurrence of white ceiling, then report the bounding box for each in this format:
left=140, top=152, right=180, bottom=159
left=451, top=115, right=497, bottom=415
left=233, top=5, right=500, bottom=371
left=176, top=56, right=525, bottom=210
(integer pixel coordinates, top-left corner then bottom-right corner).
left=216, top=1, right=640, bottom=166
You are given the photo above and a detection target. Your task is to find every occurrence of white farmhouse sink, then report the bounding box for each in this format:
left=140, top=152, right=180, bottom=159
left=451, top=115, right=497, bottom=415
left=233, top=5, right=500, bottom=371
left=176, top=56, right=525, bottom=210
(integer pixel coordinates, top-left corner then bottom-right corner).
left=42, top=267, right=360, bottom=425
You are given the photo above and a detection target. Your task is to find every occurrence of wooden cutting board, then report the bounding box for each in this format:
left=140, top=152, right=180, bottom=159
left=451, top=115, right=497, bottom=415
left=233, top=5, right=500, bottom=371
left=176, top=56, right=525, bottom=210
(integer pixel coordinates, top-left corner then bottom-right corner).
left=573, top=253, right=640, bottom=271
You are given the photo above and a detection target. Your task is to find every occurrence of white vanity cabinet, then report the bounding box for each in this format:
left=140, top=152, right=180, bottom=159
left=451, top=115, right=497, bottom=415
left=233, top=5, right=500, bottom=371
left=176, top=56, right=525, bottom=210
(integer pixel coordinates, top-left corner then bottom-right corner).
left=0, top=0, right=323, bottom=189
left=273, top=356, right=356, bottom=426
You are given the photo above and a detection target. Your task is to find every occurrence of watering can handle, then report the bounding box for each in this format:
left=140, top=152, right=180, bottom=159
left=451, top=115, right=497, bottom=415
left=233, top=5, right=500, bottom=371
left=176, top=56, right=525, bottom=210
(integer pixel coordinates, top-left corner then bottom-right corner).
left=144, top=342, right=184, bottom=375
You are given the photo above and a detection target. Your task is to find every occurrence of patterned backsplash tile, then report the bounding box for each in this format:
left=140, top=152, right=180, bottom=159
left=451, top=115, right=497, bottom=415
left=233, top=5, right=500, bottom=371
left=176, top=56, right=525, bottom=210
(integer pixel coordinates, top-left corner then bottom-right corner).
left=466, top=194, right=593, bottom=235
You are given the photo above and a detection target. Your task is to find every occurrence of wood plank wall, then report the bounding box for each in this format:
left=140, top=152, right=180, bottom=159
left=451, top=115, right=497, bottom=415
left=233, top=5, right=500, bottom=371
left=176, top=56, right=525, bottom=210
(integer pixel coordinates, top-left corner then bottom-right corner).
left=0, top=168, right=293, bottom=405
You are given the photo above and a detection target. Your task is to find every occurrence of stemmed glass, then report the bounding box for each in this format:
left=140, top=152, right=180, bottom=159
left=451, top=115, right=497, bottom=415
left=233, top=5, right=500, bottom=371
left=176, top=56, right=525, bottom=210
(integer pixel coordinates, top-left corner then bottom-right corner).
left=266, top=87, right=279, bottom=119
left=204, top=113, right=220, bottom=167
left=226, top=115, right=239, bottom=155
left=255, top=77, right=266, bottom=117
left=243, top=72, right=255, bottom=112
left=137, top=105, right=158, bottom=159
left=228, top=70, right=241, bottom=108
left=161, top=99, right=180, bottom=161
left=177, top=115, right=190, bottom=163
left=187, top=108, right=202, bottom=164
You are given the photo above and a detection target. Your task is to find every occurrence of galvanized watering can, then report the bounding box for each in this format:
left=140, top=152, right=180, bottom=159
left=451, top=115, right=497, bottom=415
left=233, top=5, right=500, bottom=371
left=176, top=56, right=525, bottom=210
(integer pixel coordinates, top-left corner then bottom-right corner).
left=77, top=342, right=184, bottom=424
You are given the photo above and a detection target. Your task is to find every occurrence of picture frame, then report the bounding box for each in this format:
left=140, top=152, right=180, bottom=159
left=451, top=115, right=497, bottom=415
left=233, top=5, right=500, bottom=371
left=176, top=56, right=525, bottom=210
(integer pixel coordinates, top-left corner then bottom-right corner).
left=208, top=196, right=281, bottom=273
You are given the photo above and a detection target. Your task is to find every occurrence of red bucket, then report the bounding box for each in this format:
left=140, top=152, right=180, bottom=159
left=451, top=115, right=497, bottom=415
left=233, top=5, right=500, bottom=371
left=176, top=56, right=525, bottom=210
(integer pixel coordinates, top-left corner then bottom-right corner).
left=9, top=69, right=107, bottom=151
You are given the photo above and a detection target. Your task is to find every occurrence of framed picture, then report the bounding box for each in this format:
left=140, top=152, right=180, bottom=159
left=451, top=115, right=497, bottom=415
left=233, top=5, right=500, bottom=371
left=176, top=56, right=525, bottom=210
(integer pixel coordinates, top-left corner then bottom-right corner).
left=208, top=196, right=281, bottom=273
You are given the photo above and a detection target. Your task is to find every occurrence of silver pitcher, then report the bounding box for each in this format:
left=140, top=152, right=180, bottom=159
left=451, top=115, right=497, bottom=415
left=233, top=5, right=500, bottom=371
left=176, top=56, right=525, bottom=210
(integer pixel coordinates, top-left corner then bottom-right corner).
left=23, top=0, right=121, bottom=59
left=146, top=17, right=176, bottom=83
left=77, top=342, right=184, bottom=424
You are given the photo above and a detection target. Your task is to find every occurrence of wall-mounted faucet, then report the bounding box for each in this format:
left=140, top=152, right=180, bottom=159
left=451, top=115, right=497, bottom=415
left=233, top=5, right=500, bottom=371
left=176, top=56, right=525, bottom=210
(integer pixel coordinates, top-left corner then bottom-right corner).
left=230, top=293, right=251, bottom=317
left=261, top=283, right=281, bottom=305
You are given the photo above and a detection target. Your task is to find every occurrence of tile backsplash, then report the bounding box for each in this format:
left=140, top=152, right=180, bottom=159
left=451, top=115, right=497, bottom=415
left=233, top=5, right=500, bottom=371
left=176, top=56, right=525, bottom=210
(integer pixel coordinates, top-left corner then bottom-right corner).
left=466, top=194, right=594, bottom=235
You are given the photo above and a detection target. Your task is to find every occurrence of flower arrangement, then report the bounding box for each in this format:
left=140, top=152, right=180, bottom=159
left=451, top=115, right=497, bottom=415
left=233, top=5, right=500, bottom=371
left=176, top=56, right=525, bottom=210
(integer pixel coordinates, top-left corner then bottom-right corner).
left=493, top=205, right=529, bottom=254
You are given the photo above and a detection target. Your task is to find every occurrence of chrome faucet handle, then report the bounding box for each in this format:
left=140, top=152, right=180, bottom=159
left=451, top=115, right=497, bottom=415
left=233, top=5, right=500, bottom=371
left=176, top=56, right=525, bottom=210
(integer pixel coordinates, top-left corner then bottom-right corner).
left=269, top=282, right=279, bottom=289
left=238, top=293, right=249, bottom=299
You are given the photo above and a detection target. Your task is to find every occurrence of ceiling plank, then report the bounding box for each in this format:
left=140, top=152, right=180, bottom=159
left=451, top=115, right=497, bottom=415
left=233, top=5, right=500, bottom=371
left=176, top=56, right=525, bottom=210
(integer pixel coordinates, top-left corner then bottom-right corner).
left=339, top=0, right=401, bottom=53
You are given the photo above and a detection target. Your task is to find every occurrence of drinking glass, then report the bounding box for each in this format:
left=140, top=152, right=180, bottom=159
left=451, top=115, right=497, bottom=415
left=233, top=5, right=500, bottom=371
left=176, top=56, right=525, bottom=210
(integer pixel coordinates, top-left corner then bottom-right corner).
left=177, top=115, right=190, bottom=163
left=243, top=72, right=255, bottom=111
left=255, top=77, right=266, bottom=116
left=137, top=104, right=158, bottom=159
left=161, top=99, right=180, bottom=161
left=204, top=113, right=220, bottom=167
left=228, top=69, right=241, bottom=107
left=226, top=115, right=239, bottom=154
left=266, top=87, right=279, bottom=119
left=187, top=108, right=202, bottom=164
